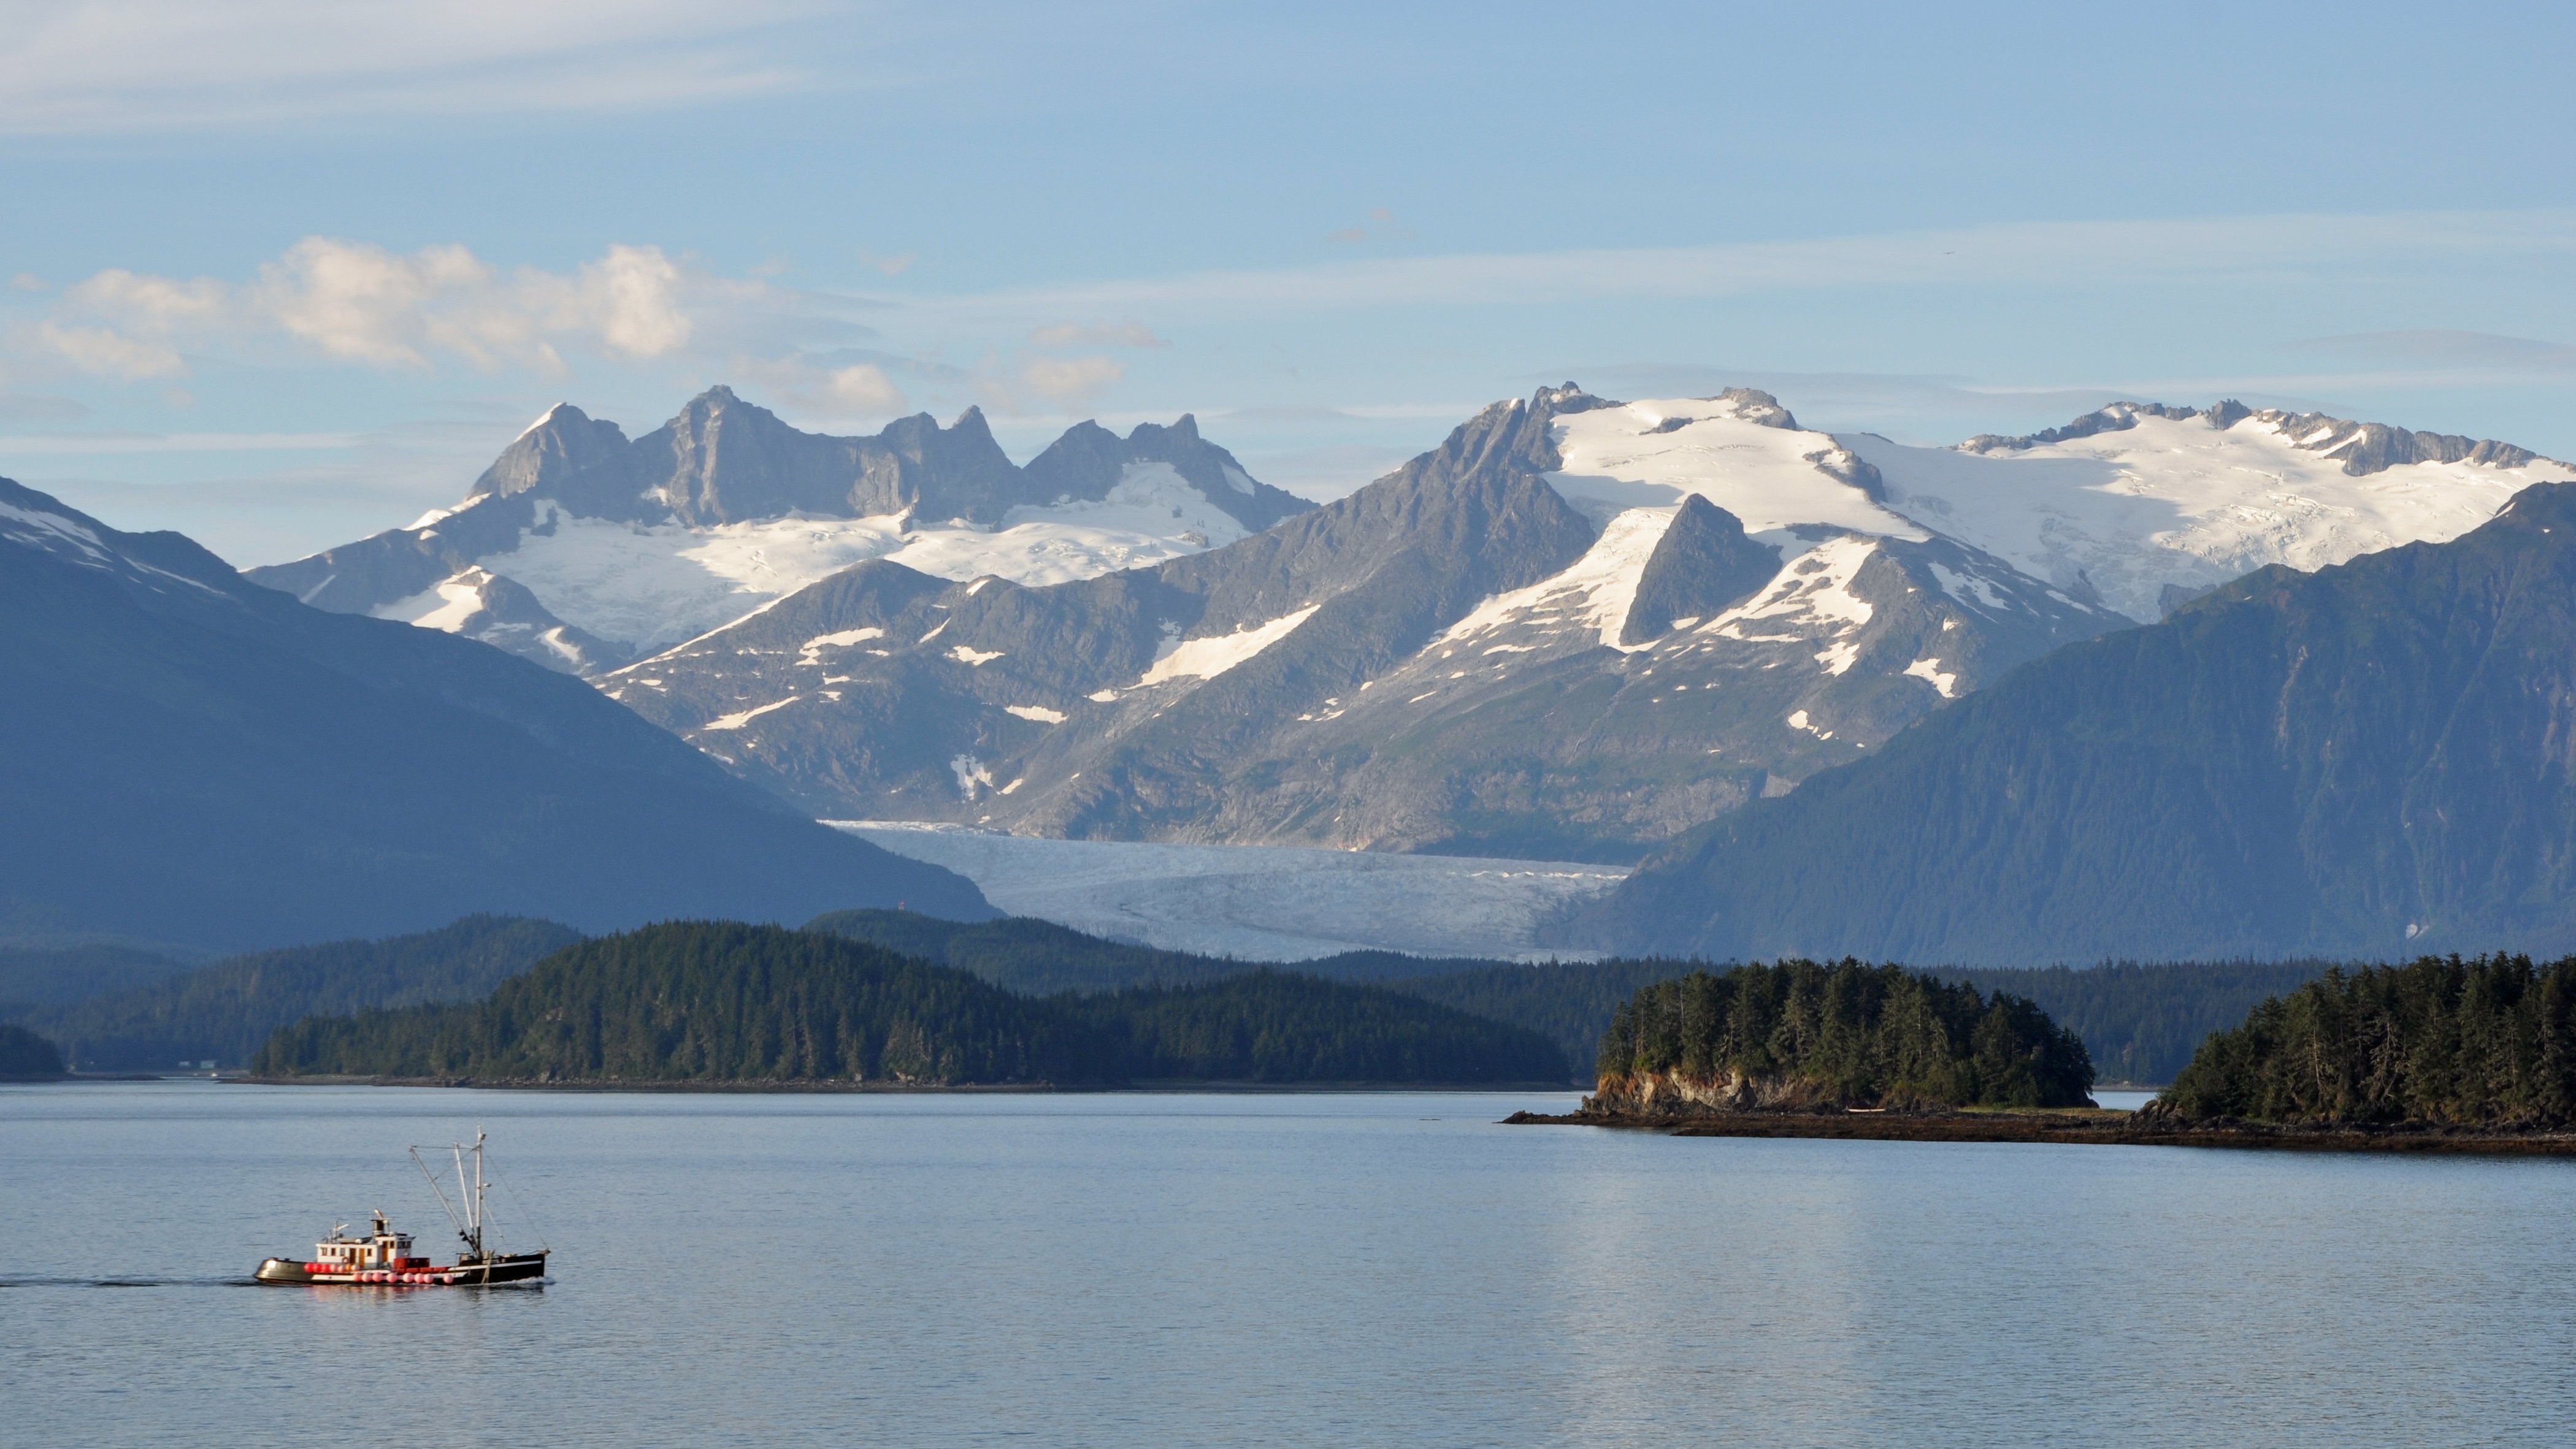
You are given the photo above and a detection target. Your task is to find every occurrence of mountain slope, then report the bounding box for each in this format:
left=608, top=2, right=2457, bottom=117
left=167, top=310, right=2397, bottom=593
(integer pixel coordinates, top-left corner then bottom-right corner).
left=245, top=388, right=1309, bottom=673
left=1576, top=481, right=2576, bottom=964
left=605, top=386, right=2120, bottom=857
left=0, top=479, right=992, bottom=954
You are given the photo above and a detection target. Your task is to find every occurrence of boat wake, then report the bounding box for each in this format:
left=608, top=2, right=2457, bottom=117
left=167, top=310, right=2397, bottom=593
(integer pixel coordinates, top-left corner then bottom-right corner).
left=0, top=1274, right=258, bottom=1288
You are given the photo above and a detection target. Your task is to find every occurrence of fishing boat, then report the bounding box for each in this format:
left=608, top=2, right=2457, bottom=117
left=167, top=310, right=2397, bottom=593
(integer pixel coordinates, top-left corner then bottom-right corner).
left=254, top=1131, right=549, bottom=1287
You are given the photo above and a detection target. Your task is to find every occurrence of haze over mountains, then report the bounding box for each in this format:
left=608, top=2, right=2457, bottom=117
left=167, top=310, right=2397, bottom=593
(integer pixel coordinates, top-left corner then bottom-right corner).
left=0, top=478, right=991, bottom=955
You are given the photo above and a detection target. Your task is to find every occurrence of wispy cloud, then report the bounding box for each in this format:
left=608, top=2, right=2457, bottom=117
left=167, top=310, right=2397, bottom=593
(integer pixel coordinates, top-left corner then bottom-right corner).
left=0, top=0, right=816, bottom=134
left=1026, top=321, right=1165, bottom=348
left=0, top=430, right=363, bottom=454
left=2296, top=329, right=2576, bottom=369
left=907, top=208, right=2576, bottom=323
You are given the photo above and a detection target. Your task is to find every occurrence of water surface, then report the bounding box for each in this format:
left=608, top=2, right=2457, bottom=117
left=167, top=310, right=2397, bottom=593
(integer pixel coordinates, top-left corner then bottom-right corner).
left=2, top=1080, right=2566, bottom=1446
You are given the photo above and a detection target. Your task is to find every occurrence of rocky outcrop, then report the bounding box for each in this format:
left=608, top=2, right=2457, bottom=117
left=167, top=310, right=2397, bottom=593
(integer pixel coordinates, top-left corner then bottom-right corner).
left=1583, top=1069, right=1850, bottom=1116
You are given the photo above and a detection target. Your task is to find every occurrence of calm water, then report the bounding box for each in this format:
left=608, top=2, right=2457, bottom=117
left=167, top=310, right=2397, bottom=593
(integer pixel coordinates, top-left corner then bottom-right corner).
left=3, top=1082, right=2570, bottom=1447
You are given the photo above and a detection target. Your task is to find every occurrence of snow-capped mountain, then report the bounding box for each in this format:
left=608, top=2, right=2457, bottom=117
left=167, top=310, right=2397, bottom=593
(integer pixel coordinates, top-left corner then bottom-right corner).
left=1846, top=399, right=2561, bottom=621
left=247, top=377, right=2564, bottom=863
left=597, top=386, right=2125, bottom=857
left=244, top=386, right=1311, bottom=675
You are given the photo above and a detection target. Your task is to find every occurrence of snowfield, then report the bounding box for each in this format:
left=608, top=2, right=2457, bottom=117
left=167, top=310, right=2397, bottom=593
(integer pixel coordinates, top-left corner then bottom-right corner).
left=375, top=461, right=1256, bottom=654
left=1847, top=409, right=2566, bottom=622
left=827, top=822, right=1628, bottom=961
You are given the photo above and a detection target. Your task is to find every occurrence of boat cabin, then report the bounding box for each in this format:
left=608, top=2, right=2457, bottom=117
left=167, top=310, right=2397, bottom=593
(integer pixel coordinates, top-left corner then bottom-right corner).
left=315, top=1212, right=428, bottom=1271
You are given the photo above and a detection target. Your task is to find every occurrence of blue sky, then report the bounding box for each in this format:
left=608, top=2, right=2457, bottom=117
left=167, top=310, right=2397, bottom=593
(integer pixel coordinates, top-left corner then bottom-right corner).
left=6, top=0, right=2576, bottom=564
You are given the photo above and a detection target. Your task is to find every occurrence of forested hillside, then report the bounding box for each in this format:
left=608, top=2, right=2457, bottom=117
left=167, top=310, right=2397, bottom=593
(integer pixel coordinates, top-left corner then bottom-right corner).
left=25, top=916, right=580, bottom=1071
left=2162, top=954, right=2576, bottom=1124
left=253, top=922, right=1570, bottom=1086
left=1593, top=960, right=2095, bottom=1112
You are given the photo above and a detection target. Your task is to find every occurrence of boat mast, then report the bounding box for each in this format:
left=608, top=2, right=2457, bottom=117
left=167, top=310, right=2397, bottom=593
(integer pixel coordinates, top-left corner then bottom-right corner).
left=472, top=1129, right=488, bottom=1258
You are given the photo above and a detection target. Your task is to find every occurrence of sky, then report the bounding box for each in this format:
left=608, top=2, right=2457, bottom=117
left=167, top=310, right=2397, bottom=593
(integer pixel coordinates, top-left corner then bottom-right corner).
left=6, top=0, right=2576, bottom=565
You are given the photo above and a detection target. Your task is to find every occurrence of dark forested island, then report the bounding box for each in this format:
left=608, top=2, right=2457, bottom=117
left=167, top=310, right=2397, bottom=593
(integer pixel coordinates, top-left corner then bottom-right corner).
left=2157, top=954, right=2576, bottom=1126
left=252, top=921, right=1569, bottom=1087
left=1522, top=952, right=2576, bottom=1155
left=1585, top=959, right=2096, bottom=1112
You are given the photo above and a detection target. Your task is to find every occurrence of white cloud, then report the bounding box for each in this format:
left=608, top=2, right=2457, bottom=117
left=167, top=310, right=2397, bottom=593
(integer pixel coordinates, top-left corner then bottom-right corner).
left=35, top=321, right=184, bottom=380
left=818, top=363, right=908, bottom=415
left=1020, top=354, right=1124, bottom=405
left=35, top=237, right=705, bottom=378
left=0, top=1, right=815, bottom=134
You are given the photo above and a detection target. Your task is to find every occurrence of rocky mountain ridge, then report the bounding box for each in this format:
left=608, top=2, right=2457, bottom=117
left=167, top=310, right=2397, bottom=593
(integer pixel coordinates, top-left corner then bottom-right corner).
left=245, top=386, right=1311, bottom=673
left=603, top=386, right=2125, bottom=858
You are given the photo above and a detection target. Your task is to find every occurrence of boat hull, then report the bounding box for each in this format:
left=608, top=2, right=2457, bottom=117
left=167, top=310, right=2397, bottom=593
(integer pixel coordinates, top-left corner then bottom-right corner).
left=255, top=1251, right=548, bottom=1287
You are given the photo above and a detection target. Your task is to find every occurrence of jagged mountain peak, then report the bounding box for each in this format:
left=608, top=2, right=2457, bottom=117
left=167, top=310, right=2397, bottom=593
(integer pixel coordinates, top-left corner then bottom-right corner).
left=245, top=388, right=1308, bottom=675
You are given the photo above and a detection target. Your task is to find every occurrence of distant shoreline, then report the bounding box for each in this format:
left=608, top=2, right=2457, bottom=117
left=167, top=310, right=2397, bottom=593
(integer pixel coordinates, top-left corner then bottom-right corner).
left=1506, top=1107, right=2576, bottom=1156
left=234, top=1076, right=1580, bottom=1095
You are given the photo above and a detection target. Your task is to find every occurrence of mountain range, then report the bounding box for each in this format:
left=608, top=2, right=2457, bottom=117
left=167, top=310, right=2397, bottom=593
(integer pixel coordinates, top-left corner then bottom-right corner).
left=0, top=478, right=991, bottom=955
left=245, top=386, right=1311, bottom=674
left=462, top=383, right=2552, bottom=860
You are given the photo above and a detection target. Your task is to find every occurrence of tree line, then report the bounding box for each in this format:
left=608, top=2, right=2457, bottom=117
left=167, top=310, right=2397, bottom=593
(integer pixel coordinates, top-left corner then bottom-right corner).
left=2163, top=954, right=2576, bottom=1125
left=253, top=921, right=1568, bottom=1086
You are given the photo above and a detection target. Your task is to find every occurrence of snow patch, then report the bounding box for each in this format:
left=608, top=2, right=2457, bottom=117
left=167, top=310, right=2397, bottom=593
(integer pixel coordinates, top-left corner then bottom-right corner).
left=949, top=754, right=996, bottom=801
left=1443, top=507, right=1679, bottom=653
left=949, top=644, right=1004, bottom=666
left=796, top=626, right=884, bottom=666
left=1786, top=708, right=1833, bottom=740
left=1005, top=704, right=1067, bottom=723
left=1904, top=657, right=1960, bottom=698
left=701, top=696, right=799, bottom=731
left=1134, top=605, right=1320, bottom=688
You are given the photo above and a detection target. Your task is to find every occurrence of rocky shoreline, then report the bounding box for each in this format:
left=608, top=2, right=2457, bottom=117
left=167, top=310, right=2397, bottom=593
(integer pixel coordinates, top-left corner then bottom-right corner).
left=1503, top=1106, right=2576, bottom=1155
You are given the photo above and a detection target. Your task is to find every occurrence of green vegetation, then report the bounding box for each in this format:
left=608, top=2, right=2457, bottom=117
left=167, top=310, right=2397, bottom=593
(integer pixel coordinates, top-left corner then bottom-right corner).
left=0, top=1022, right=64, bottom=1076
left=24, top=916, right=579, bottom=1071
left=2164, top=954, right=2576, bottom=1124
left=1597, top=960, right=2095, bottom=1109
left=256, top=922, right=1092, bottom=1084
left=1065, top=972, right=1567, bottom=1083
left=255, top=922, right=1570, bottom=1086
left=1941, top=960, right=2338, bottom=1084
